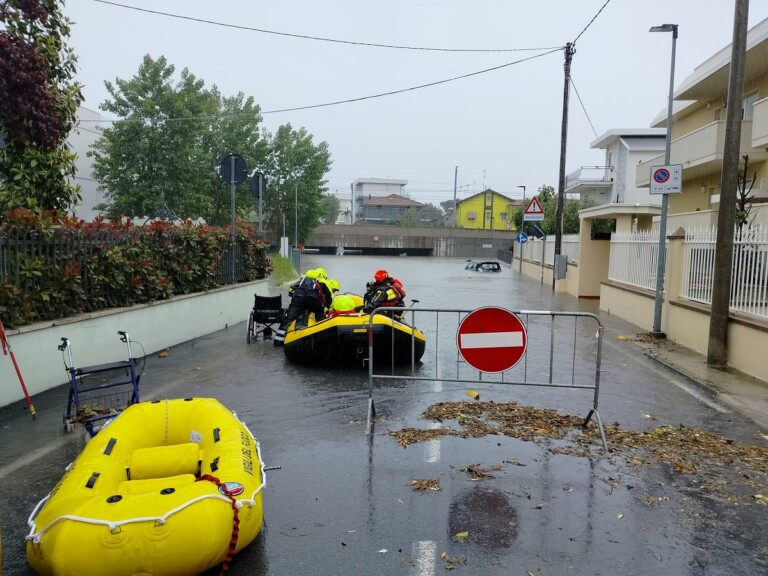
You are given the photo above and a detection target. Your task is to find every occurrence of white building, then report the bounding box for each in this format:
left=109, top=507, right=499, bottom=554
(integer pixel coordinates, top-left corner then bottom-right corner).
left=565, top=129, right=666, bottom=205
left=350, top=178, right=408, bottom=223
left=68, top=106, right=103, bottom=221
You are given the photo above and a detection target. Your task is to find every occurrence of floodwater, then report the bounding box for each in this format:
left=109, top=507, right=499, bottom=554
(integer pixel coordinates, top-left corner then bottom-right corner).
left=1, top=255, right=767, bottom=575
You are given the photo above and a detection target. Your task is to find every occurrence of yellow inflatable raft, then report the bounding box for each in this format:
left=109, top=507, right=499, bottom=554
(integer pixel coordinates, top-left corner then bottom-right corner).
left=26, top=398, right=266, bottom=576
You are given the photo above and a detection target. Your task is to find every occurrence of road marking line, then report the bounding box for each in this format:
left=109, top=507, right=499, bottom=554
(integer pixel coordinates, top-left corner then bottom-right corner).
left=460, top=331, right=523, bottom=348
left=412, top=540, right=436, bottom=576
left=424, top=422, right=441, bottom=463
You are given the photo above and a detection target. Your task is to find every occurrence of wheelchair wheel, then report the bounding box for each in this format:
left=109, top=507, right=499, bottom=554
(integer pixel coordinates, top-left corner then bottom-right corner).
left=247, top=311, right=255, bottom=344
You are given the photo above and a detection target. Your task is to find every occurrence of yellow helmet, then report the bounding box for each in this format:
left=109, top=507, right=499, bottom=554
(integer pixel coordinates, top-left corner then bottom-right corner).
left=315, top=267, right=328, bottom=279
left=304, top=269, right=319, bottom=279
left=327, top=278, right=340, bottom=292
left=331, top=294, right=356, bottom=312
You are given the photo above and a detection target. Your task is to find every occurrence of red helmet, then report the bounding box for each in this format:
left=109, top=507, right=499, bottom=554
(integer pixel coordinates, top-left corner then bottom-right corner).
left=374, top=269, right=389, bottom=282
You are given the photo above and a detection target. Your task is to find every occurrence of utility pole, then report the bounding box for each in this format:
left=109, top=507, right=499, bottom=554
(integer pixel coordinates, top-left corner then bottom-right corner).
left=708, top=0, right=749, bottom=367
left=452, top=166, right=458, bottom=227
left=554, top=42, right=575, bottom=291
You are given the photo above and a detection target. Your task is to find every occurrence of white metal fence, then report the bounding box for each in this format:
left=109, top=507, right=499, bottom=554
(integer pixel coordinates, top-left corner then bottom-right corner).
left=608, top=231, right=662, bottom=291
left=523, top=234, right=580, bottom=265
left=682, top=227, right=768, bottom=318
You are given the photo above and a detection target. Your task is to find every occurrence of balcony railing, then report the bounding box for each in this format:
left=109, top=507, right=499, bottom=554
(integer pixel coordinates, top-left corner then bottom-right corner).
left=564, top=166, right=614, bottom=191
left=637, top=120, right=768, bottom=186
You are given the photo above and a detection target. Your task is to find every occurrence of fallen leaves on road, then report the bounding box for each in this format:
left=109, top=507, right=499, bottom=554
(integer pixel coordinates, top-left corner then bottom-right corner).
left=388, top=401, right=768, bottom=504
left=441, top=551, right=467, bottom=569
left=410, top=477, right=440, bottom=491
left=457, top=463, right=494, bottom=481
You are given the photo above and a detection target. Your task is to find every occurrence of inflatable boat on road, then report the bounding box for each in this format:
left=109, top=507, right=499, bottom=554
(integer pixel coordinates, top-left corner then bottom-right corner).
left=26, top=397, right=266, bottom=576
left=283, top=295, right=426, bottom=367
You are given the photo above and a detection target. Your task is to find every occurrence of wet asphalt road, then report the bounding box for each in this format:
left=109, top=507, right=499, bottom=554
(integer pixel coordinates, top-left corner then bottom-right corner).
left=1, top=255, right=767, bottom=575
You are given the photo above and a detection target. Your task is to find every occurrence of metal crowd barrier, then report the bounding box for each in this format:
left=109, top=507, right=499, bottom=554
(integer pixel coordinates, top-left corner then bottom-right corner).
left=365, top=306, right=608, bottom=451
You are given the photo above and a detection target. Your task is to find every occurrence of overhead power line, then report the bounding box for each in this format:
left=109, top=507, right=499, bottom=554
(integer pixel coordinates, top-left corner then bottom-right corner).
left=572, top=0, right=613, bottom=44
left=77, top=48, right=562, bottom=122
left=93, top=0, right=561, bottom=53
left=261, top=49, right=561, bottom=114
left=569, top=76, right=599, bottom=139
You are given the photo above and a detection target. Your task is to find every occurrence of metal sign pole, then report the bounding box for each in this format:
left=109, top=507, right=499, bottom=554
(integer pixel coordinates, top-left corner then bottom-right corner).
left=230, top=155, right=236, bottom=283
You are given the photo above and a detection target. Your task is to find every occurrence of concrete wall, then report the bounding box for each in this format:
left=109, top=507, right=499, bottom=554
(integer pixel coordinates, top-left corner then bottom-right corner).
left=599, top=281, right=768, bottom=383
left=0, top=280, right=270, bottom=407
left=307, top=224, right=518, bottom=257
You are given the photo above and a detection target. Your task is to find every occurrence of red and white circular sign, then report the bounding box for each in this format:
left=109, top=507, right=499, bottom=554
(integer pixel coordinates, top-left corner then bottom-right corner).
left=456, top=307, right=528, bottom=373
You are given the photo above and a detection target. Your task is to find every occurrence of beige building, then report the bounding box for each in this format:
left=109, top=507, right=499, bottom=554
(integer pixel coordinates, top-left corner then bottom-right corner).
left=519, top=17, right=768, bottom=382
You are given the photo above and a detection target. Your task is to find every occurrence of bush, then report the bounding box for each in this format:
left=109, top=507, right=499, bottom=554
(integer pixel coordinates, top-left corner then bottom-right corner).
left=0, top=208, right=273, bottom=328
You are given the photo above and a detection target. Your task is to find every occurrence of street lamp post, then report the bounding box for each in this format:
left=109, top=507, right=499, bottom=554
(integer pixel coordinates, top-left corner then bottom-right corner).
left=650, top=23, right=678, bottom=338
left=294, top=181, right=299, bottom=249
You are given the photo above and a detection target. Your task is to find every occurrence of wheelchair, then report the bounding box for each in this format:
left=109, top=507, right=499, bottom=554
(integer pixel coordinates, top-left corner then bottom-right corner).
left=247, top=294, right=285, bottom=343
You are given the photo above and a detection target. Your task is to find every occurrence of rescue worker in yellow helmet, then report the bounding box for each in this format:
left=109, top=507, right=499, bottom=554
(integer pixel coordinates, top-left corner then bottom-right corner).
left=316, top=276, right=339, bottom=311
left=275, top=268, right=329, bottom=346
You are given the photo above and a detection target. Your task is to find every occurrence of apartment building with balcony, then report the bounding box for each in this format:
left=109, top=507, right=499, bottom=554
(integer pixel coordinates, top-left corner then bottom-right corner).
left=636, top=17, right=768, bottom=230
left=566, top=129, right=666, bottom=206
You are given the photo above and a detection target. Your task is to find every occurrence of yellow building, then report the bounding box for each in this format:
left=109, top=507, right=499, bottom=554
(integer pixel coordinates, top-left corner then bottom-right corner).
left=455, top=189, right=521, bottom=231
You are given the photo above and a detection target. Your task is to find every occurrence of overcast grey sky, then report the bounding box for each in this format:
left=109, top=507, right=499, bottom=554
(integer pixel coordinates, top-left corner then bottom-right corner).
left=65, top=0, right=768, bottom=206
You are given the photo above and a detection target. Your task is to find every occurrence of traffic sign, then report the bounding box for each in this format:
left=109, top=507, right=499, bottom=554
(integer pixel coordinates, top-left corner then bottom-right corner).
left=456, top=307, right=528, bottom=373
left=649, top=164, right=682, bottom=194
left=516, top=232, right=528, bottom=244
left=523, top=196, right=545, bottom=221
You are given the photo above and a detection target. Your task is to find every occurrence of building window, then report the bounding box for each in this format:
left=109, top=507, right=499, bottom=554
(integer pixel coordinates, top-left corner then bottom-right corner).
left=485, top=210, right=491, bottom=222
left=500, top=212, right=508, bottom=221
left=743, top=91, right=759, bottom=120
left=467, top=211, right=476, bottom=220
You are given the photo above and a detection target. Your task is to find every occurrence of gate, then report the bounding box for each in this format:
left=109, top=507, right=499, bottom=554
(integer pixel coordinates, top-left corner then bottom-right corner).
left=365, top=306, right=607, bottom=450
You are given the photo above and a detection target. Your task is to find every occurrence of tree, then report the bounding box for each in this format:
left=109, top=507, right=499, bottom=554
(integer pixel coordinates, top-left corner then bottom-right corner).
left=319, top=193, right=340, bottom=224
left=0, top=0, right=83, bottom=213
left=417, top=203, right=445, bottom=226
left=261, top=123, right=332, bottom=244
left=736, top=154, right=756, bottom=236
left=90, top=55, right=267, bottom=223
left=511, top=185, right=604, bottom=236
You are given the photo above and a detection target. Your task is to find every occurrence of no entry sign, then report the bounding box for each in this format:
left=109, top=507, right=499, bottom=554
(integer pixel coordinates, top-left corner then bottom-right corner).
left=456, top=307, right=528, bottom=373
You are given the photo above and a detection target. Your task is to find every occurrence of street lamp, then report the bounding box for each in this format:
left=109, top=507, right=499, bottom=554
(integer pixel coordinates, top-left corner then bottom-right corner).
left=294, top=181, right=299, bottom=249
left=650, top=23, right=678, bottom=337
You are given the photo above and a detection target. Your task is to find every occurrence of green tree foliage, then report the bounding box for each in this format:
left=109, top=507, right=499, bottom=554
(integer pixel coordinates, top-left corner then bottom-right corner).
left=736, top=154, right=756, bottom=235
left=0, top=0, right=83, bottom=213
left=511, top=184, right=607, bottom=236
left=261, top=123, right=332, bottom=244
left=417, top=203, right=445, bottom=226
left=90, top=55, right=267, bottom=224
left=319, top=193, right=340, bottom=224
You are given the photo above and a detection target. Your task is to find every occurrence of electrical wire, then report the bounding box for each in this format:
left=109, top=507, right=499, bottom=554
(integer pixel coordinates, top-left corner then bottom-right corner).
left=570, top=76, right=599, bottom=139
left=76, top=48, right=562, bottom=122
left=92, top=0, right=561, bottom=53
left=572, top=0, right=613, bottom=44
left=260, top=49, right=561, bottom=114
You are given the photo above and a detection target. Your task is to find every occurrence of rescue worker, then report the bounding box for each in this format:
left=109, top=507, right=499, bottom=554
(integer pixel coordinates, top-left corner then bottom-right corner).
left=362, top=269, right=406, bottom=313
left=274, top=269, right=329, bottom=346
left=317, top=277, right=339, bottom=312
left=328, top=293, right=357, bottom=317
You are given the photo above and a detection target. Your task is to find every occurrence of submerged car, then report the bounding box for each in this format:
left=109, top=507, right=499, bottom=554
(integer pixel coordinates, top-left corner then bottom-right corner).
left=465, top=260, right=502, bottom=272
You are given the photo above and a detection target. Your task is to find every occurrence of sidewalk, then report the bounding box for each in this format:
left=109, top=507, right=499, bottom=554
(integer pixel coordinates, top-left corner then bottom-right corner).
left=627, top=334, right=768, bottom=431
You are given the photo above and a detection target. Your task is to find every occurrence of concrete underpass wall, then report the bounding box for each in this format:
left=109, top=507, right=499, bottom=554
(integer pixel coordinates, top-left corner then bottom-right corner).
left=307, top=224, right=518, bottom=258
left=0, top=279, right=270, bottom=407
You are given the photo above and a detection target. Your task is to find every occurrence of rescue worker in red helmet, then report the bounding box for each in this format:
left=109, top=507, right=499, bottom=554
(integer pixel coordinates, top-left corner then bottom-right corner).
left=363, top=270, right=406, bottom=314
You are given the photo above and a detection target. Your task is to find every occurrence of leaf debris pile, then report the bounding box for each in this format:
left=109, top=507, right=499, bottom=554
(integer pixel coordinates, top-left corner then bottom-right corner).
left=410, top=477, right=440, bottom=491
left=389, top=401, right=768, bottom=502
